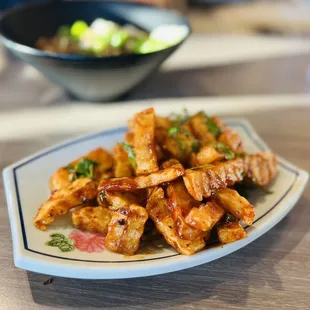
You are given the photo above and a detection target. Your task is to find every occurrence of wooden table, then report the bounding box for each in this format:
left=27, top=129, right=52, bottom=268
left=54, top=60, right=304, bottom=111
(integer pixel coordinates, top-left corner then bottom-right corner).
left=0, top=36, right=310, bottom=309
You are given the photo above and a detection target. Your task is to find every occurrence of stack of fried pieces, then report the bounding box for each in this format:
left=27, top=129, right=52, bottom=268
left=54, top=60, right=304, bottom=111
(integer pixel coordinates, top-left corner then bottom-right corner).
left=34, top=107, right=277, bottom=256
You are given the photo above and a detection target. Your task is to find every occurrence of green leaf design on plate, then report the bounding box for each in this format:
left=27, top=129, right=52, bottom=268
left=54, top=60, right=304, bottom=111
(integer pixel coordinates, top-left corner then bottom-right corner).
left=46, top=233, right=75, bottom=252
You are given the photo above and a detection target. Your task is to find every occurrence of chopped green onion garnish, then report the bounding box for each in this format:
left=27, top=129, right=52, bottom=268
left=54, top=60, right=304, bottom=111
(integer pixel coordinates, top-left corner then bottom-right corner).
left=213, top=142, right=235, bottom=160
left=70, top=20, right=88, bottom=38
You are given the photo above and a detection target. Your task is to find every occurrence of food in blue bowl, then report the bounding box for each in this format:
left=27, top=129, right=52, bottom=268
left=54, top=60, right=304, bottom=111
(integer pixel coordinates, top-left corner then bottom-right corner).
left=0, top=1, right=191, bottom=101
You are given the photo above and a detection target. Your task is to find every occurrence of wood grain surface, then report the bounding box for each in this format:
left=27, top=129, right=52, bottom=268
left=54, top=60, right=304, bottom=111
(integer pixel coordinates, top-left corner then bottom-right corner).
left=0, top=38, right=310, bottom=310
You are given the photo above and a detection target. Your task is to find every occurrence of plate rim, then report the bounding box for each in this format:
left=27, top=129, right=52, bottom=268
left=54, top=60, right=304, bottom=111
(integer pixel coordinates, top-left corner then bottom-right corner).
left=3, top=119, right=309, bottom=279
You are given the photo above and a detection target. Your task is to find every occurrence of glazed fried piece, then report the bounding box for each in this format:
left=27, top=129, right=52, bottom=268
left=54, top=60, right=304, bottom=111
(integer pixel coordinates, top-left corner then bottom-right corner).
left=211, top=115, right=226, bottom=132
left=183, top=158, right=245, bottom=201
left=160, top=158, right=181, bottom=169
left=72, top=206, right=112, bottom=235
left=167, top=181, right=204, bottom=240
left=155, top=115, right=172, bottom=145
left=134, top=108, right=159, bottom=175
left=49, top=147, right=113, bottom=192
left=185, top=202, right=225, bottom=231
left=189, top=113, right=216, bottom=143
left=124, top=132, right=134, bottom=145
left=217, top=222, right=247, bottom=244
left=99, top=164, right=185, bottom=192
left=113, top=144, right=133, bottom=178
left=146, top=188, right=205, bottom=255
left=190, top=145, right=224, bottom=167
left=214, top=188, right=255, bottom=225
left=49, top=167, right=71, bottom=193
left=104, top=190, right=146, bottom=210
left=244, top=152, right=278, bottom=186
left=34, top=178, right=97, bottom=231
left=162, top=123, right=198, bottom=164
left=104, top=204, right=148, bottom=255
left=218, top=129, right=245, bottom=154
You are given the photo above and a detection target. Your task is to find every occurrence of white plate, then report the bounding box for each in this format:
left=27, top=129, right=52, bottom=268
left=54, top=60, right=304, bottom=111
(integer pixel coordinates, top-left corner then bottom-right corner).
left=3, top=106, right=308, bottom=279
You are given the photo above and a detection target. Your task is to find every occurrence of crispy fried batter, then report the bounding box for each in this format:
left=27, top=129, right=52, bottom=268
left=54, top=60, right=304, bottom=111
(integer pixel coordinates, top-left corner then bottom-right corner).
left=124, top=132, right=134, bottom=145
left=160, top=158, right=181, bottom=169
left=34, top=178, right=97, bottom=231
left=104, top=204, right=148, bottom=255
left=49, top=148, right=113, bottom=192
left=72, top=206, right=112, bottom=235
left=244, top=152, right=278, bottom=186
left=49, top=167, right=71, bottom=193
left=190, top=145, right=224, bottom=167
left=185, top=202, right=225, bottom=231
left=217, top=222, right=247, bottom=244
left=189, top=113, right=216, bottom=143
left=104, top=190, right=146, bottom=210
left=162, top=124, right=197, bottom=163
left=134, top=108, right=159, bottom=175
left=183, top=158, right=245, bottom=201
left=214, top=188, right=255, bottom=225
left=113, top=144, right=133, bottom=178
left=146, top=188, right=206, bottom=255
left=218, top=129, right=245, bottom=154
left=99, top=164, right=185, bottom=192
left=167, top=181, right=204, bottom=240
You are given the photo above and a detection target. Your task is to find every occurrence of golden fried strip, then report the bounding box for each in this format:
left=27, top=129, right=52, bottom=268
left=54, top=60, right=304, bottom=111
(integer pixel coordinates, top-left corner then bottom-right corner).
left=99, top=164, right=185, bottom=192
left=34, top=178, right=97, bottom=231
left=104, top=204, right=148, bottom=255
left=185, top=202, right=225, bottom=231
left=162, top=123, right=197, bottom=164
left=134, top=107, right=159, bottom=175
left=160, top=158, right=181, bottom=169
left=49, top=147, right=113, bottom=192
left=217, top=222, right=247, bottom=244
left=104, top=190, right=146, bottom=210
left=244, top=152, right=278, bottom=186
left=189, top=113, right=216, bottom=143
left=113, top=144, right=133, bottom=178
left=49, top=167, right=71, bottom=193
left=190, top=145, right=224, bottom=167
left=72, top=206, right=112, bottom=235
left=124, top=132, right=134, bottom=145
left=167, top=181, right=204, bottom=240
left=183, top=158, right=244, bottom=201
left=146, top=188, right=206, bottom=255
left=218, top=129, right=245, bottom=154
left=214, top=188, right=255, bottom=225
left=211, top=116, right=226, bottom=132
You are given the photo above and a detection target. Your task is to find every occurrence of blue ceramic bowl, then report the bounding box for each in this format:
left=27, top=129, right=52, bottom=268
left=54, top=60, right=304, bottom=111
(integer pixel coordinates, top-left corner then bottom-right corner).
left=0, top=1, right=191, bottom=101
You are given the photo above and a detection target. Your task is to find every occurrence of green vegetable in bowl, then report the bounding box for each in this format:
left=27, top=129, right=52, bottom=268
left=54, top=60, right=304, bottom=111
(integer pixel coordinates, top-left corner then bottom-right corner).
left=36, top=18, right=189, bottom=57
left=70, top=20, right=88, bottom=38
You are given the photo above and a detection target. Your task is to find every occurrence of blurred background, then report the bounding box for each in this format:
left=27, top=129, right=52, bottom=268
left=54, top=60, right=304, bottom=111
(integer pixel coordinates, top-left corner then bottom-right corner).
left=2, top=0, right=310, bottom=36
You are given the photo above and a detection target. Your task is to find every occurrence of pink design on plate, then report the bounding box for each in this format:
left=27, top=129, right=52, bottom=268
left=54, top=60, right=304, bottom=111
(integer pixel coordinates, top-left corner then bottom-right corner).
left=68, top=230, right=105, bottom=253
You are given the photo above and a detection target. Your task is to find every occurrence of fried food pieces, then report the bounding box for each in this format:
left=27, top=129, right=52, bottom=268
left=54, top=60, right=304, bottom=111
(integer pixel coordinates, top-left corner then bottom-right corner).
left=34, top=107, right=278, bottom=256
left=35, top=178, right=97, bottom=231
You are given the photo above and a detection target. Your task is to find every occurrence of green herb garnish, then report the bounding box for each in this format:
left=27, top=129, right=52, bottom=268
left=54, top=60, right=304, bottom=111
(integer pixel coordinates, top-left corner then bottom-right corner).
left=191, top=140, right=200, bottom=152
left=198, top=111, right=222, bottom=137
left=168, top=126, right=180, bottom=136
left=46, top=233, right=75, bottom=252
left=121, top=142, right=136, bottom=167
left=167, top=125, right=191, bottom=154
left=213, top=142, right=235, bottom=160
left=190, top=164, right=213, bottom=170
left=168, top=126, right=190, bottom=138
left=169, top=108, right=190, bottom=126
left=67, top=158, right=98, bottom=181
left=206, top=118, right=221, bottom=137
